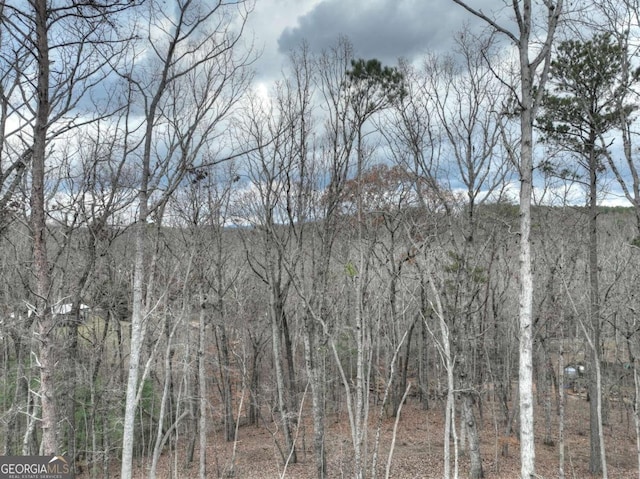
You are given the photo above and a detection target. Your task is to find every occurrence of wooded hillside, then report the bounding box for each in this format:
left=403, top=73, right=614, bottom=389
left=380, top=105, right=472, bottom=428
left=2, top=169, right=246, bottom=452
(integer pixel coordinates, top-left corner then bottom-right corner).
left=2, top=1, right=640, bottom=478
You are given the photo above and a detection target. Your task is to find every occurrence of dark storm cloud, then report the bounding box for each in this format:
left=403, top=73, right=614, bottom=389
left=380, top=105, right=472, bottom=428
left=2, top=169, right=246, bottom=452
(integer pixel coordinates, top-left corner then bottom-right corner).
left=277, top=0, right=500, bottom=64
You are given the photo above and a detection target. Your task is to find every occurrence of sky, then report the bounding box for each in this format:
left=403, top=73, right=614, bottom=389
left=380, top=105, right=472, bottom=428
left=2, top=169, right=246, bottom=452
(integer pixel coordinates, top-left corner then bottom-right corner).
left=244, top=0, right=635, bottom=208
left=247, top=0, right=498, bottom=83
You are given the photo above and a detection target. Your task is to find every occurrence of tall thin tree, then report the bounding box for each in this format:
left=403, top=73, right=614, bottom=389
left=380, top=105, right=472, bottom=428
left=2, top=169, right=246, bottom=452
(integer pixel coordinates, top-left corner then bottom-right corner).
left=449, top=1, right=563, bottom=476
left=1, top=0, right=137, bottom=454
left=119, top=2, right=253, bottom=477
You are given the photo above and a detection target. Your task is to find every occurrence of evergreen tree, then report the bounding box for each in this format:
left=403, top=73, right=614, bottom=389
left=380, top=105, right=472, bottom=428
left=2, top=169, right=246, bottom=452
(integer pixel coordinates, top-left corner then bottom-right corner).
left=538, top=33, right=637, bottom=477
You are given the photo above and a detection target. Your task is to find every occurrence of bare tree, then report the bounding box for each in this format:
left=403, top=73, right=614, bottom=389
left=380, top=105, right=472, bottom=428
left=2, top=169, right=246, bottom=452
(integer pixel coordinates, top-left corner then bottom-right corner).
left=449, top=1, right=564, bottom=476
left=344, top=56, right=404, bottom=479
left=285, top=44, right=328, bottom=478
left=0, top=0, right=138, bottom=454
left=119, top=1, right=253, bottom=477
left=169, top=162, right=243, bottom=477
left=235, top=78, right=312, bottom=466
left=424, top=31, right=512, bottom=479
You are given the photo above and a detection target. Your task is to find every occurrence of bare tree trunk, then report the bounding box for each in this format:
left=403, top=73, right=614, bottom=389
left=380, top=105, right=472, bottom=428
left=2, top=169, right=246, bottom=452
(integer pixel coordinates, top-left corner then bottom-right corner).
left=449, top=2, right=563, bottom=476
left=563, top=263, right=608, bottom=479
left=302, top=313, right=326, bottom=479
left=352, top=125, right=374, bottom=479
left=592, top=345, right=607, bottom=478
left=121, top=221, right=148, bottom=479
left=354, top=265, right=367, bottom=479
left=428, top=277, right=458, bottom=479
left=397, top=320, right=415, bottom=416
left=558, top=340, right=566, bottom=479
left=4, top=331, right=30, bottom=455
left=419, top=305, right=430, bottom=410
left=371, top=331, right=408, bottom=479
left=517, top=80, right=536, bottom=478
left=301, top=243, right=332, bottom=479
left=215, top=322, right=235, bottom=442
left=22, top=388, right=40, bottom=455
left=248, top=333, right=263, bottom=427
left=634, top=361, right=640, bottom=479
left=463, top=393, right=483, bottom=479
left=32, top=0, right=57, bottom=455
left=198, top=294, right=208, bottom=479
left=149, top=313, right=175, bottom=479
left=281, top=311, right=298, bottom=411
left=270, top=293, right=297, bottom=464
left=459, top=407, right=467, bottom=456
left=588, top=147, right=607, bottom=476
left=539, top=336, right=555, bottom=447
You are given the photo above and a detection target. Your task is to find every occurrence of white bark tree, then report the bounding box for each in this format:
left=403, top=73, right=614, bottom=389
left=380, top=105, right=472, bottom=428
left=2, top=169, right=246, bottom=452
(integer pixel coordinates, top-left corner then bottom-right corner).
left=427, top=271, right=459, bottom=479
left=450, top=2, right=563, bottom=476
left=119, top=2, right=253, bottom=477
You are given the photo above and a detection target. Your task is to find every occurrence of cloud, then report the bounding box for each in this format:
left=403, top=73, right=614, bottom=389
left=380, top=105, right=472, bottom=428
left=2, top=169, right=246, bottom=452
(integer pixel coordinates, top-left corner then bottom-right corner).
left=248, top=0, right=321, bottom=81
left=277, top=0, right=498, bottom=64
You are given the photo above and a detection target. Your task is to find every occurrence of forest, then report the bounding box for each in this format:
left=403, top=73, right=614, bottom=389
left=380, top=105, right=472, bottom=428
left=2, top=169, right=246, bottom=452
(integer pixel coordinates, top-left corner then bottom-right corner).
left=1, top=0, right=640, bottom=478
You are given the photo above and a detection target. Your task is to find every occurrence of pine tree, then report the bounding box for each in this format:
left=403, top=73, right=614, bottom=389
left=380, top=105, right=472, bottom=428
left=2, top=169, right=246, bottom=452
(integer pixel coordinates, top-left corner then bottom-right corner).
left=538, top=33, right=638, bottom=477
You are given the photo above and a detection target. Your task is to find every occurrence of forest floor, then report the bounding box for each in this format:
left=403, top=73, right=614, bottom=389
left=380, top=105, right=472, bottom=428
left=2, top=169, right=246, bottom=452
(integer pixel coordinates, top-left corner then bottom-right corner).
left=124, top=391, right=639, bottom=479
